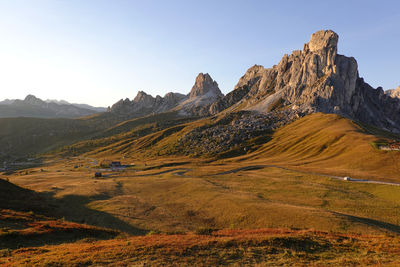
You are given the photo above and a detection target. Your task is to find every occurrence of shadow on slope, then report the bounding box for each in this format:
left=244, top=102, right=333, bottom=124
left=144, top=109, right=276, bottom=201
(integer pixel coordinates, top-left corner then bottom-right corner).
left=333, top=211, right=400, bottom=234
left=44, top=193, right=147, bottom=235
left=0, top=178, right=145, bottom=249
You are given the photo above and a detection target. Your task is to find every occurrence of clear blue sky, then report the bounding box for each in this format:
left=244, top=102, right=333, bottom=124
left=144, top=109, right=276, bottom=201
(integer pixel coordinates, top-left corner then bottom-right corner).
left=0, top=0, right=399, bottom=107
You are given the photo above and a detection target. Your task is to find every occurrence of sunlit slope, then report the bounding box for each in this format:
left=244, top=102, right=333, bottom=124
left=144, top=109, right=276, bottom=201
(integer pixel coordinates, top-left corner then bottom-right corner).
left=0, top=110, right=201, bottom=160
left=81, top=117, right=212, bottom=158
left=60, top=112, right=400, bottom=182
left=241, top=113, right=400, bottom=181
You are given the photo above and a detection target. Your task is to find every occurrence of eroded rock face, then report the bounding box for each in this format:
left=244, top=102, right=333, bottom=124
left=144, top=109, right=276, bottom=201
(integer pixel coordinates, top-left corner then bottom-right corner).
left=209, top=29, right=400, bottom=132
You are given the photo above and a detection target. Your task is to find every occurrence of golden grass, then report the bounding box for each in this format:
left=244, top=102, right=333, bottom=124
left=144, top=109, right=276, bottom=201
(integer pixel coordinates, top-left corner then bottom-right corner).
left=6, top=154, right=400, bottom=237
left=3, top=113, right=400, bottom=265
left=1, top=228, right=400, bottom=266
left=234, top=113, right=400, bottom=182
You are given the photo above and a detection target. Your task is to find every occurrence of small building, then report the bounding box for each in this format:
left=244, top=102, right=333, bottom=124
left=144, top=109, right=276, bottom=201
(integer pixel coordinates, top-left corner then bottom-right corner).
left=110, top=161, right=121, bottom=168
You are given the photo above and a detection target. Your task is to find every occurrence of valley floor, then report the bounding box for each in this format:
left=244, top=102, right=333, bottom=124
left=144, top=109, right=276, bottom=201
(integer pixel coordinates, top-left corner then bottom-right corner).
left=2, top=152, right=400, bottom=265
left=2, top=114, right=400, bottom=265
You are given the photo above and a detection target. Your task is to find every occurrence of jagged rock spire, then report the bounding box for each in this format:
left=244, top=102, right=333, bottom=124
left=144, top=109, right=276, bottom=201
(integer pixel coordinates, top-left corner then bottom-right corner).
left=189, top=73, right=223, bottom=98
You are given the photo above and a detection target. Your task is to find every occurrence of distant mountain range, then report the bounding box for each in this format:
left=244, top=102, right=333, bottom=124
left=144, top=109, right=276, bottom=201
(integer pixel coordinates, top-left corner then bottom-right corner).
left=0, top=95, right=107, bottom=118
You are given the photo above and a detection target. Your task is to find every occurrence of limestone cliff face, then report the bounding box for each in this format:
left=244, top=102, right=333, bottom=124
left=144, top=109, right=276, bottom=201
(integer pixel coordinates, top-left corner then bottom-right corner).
left=210, top=30, right=400, bottom=132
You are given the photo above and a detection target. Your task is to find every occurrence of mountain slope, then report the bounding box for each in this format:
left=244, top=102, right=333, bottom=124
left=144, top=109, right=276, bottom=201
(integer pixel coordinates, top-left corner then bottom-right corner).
left=238, top=113, right=400, bottom=181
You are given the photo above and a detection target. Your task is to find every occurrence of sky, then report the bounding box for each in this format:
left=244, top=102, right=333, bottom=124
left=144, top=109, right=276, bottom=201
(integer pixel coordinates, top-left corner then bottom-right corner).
left=0, top=0, right=399, bottom=107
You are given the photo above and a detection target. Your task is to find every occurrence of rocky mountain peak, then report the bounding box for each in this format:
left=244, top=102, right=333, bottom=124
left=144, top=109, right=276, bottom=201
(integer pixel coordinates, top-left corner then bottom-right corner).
left=208, top=29, right=400, bottom=133
left=306, top=30, right=338, bottom=54
left=133, top=91, right=155, bottom=103
left=23, top=94, right=44, bottom=106
left=189, top=73, right=222, bottom=98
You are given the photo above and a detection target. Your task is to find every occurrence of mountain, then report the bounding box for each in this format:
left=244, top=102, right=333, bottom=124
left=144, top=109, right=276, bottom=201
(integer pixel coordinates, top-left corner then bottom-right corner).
left=109, top=30, right=400, bottom=133
left=175, top=73, right=223, bottom=115
left=110, top=73, right=222, bottom=118
left=0, top=95, right=103, bottom=118
left=0, top=99, right=16, bottom=105
left=45, top=99, right=107, bottom=112
left=3, top=30, right=400, bottom=161
left=208, top=30, right=400, bottom=133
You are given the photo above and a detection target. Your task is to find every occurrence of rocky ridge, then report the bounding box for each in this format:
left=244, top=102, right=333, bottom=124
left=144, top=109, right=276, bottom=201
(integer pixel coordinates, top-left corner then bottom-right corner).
left=111, top=30, right=400, bottom=134
left=110, top=73, right=223, bottom=118
left=110, top=91, right=187, bottom=118
left=0, top=95, right=100, bottom=118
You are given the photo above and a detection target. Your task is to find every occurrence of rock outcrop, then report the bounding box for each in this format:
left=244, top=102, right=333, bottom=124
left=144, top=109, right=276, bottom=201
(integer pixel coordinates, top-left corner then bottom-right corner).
left=189, top=73, right=222, bottom=98
left=386, top=86, right=400, bottom=98
left=209, top=30, right=400, bottom=133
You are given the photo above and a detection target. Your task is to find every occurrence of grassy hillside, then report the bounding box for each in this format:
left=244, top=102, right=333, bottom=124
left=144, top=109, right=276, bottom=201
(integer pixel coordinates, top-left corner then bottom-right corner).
left=3, top=112, right=400, bottom=265
left=56, top=112, right=201, bottom=157
left=0, top=111, right=200, bottom=161
left=70, top=112, right=400, bottom=183
left=2, top=228, right=400, bottom=266
left=236, top=113, right=400, bottom=182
